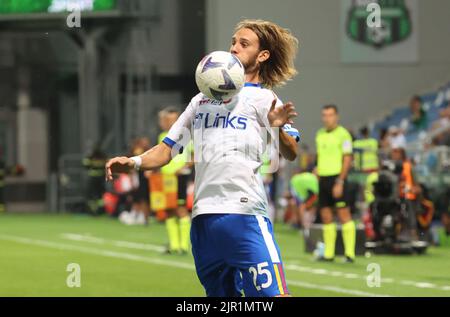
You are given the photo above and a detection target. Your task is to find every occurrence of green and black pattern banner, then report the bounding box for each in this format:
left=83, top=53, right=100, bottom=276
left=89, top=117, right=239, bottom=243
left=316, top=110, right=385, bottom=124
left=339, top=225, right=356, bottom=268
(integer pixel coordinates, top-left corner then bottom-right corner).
left=0, top=0, right=116, bottom=14
left=341, top=0, right=418, bottom=63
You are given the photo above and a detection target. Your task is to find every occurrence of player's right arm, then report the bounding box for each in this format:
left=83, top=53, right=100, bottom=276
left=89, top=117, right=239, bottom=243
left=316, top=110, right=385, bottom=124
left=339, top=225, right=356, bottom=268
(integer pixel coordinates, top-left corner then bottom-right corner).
left=105, top=143, right=172, bottom=181
left=105, top=98, right=197, bottom=182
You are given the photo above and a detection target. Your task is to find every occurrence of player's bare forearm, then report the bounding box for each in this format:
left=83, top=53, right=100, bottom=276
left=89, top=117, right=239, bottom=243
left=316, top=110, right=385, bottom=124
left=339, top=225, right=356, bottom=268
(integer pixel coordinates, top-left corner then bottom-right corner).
left=279, top=129, right=298, bottom=161
left=105, top=143, right=173, bottom=181
left=338, top=154, right=352, bottom=180
left=140, top=143, right=173, bottom=170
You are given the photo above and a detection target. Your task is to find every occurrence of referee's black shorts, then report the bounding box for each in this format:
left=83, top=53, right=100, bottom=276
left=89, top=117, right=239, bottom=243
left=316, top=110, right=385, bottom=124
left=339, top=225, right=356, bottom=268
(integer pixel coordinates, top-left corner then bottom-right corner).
left=177, top=174, right=189, bottom=207
left=318, top=175, right=352, bottom=209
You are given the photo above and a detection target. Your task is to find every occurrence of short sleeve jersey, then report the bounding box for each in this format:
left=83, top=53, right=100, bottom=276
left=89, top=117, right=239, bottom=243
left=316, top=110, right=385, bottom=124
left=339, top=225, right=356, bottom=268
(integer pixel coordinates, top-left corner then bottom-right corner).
left=315, top=125, right=352, bottom=177
left=162, top=84, right=300, bottom=218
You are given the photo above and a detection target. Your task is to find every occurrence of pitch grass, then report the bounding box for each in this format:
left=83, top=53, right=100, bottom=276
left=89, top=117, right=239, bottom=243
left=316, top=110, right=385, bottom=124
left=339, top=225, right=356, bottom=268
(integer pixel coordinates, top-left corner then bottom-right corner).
left=0, top=213, right=449, bottom=297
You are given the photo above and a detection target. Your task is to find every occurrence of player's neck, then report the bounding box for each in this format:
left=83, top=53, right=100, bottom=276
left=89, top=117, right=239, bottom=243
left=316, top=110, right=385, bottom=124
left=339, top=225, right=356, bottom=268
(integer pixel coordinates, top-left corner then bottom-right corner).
left=245, top=71, right=260, bottom=85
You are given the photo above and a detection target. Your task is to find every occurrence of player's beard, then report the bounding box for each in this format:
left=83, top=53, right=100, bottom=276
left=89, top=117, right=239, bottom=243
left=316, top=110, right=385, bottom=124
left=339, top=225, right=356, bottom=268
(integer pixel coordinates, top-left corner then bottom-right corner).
left=240, top=53, right=260, bottom=76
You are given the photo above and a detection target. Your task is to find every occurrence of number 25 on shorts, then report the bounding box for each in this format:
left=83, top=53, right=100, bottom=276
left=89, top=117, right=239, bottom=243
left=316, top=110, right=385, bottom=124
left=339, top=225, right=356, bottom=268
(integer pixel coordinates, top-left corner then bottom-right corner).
left=249, top=262, right=272, bottom=291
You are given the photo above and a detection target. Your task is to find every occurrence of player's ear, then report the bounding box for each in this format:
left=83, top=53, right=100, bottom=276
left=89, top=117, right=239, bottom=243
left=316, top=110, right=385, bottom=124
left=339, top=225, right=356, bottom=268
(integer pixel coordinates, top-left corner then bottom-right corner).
left=257, top=50, right=270, bottom=63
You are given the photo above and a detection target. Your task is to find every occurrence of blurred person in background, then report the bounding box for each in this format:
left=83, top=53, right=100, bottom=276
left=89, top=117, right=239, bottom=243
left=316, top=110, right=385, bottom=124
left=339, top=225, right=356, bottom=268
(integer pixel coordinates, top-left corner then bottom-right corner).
left=261, top=151, right=286, bottom=223
left=431, top=101, right=450, bottom=131
left=378, top=127, right=390, bottom=150
left=430, top=102, right=450, bottom=146
left=378, top=128, right=391, bottom=162
left=158, top=107, right=194, bottom=255
left=390, top=145, right=421, bottom=242
left=129, top=137, right=151, bottom=225
left=434, top=207, right=450, bottom=247
left=409, top=95, right=428, bottom=132
left=388, top=125, right=406, bottom=149
left=353, top=126, right=379, bottom=173
left=118, top=138, right=148, bottom=224
left=315, top=104, right=355, bottom=263
left=289, top=167, right=318, bottom=230
left=82, top=144, right=107, bottom=215
left=298, top=144, right=315, bottom=172
left=0, top=149, right=25, bottom=213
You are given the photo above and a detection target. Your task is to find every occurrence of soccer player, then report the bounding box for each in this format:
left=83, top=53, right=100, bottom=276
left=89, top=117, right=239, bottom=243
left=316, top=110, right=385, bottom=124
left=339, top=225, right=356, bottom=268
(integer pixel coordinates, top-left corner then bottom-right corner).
left=106, top=19, right=300, bottom=297
left=315, top=105, right=356, bottom=263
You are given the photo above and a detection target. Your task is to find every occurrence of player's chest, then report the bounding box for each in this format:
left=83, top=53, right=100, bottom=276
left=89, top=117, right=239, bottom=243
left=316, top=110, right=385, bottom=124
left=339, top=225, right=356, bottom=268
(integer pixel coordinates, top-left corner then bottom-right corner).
left=192, top=102, right=257, bottom=131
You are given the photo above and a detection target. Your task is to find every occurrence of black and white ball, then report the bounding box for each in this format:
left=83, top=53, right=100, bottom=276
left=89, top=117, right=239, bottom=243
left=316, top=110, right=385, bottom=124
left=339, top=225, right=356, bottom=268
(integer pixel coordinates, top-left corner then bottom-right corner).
left=195, top=51, right=245, bottom=101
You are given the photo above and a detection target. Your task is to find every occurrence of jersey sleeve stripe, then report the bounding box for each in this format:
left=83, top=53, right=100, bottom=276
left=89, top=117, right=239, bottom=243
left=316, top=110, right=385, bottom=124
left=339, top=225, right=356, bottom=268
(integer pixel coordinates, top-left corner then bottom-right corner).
left=162, top=137, right=184, bottom=154
left=162, top=137, right=176, bottom=147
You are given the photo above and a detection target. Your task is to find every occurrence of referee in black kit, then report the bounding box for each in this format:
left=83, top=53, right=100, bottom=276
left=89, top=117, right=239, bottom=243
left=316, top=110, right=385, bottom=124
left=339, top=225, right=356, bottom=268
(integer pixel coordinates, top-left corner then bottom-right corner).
left=315, top=105, right=356, bottom=263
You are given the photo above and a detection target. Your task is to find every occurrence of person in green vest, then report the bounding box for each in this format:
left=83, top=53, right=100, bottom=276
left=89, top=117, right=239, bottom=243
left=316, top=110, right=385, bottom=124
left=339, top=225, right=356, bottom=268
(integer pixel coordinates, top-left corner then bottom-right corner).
left=315, top=104, right=355, bottom=263
left=353, top=126, right=379, bottom=173
left=289, top=169, right=319, bottom=230
left=82, top=145, right=107, bottom=215
left=158, top=107, right=194, bottom=255
left=436, top=207, right=450, bottom=248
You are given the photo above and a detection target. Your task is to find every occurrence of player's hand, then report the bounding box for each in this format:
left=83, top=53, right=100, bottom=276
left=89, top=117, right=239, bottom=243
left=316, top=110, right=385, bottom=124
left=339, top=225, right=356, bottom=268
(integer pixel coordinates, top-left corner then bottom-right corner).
left=267, top=99, right=298, bottom=127
left=332, top=182, right=344, bottom=199
left=105, top=156, right=135, bottom=181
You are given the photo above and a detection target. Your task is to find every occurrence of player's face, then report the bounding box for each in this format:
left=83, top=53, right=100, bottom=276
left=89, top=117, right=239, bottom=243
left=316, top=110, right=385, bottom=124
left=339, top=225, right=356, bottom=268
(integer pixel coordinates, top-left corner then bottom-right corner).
left=321, top=108, right=339, bottom=130
left=230, top=28, right=269, bottom=74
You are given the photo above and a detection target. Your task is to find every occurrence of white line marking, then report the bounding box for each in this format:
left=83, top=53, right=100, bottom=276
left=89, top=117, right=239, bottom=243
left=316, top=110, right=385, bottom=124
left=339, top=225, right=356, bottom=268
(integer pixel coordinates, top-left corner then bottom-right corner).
left=0, top=234, right=192, bottom=270
left=0, top=234, right=391, bottom=297
left=61, top=233, right=165, bottom=252
left=286, top=280, right=390, bottom=297
left=344, top=273, right=359, bottom=279
left=285, top=263, right=450, bottom=292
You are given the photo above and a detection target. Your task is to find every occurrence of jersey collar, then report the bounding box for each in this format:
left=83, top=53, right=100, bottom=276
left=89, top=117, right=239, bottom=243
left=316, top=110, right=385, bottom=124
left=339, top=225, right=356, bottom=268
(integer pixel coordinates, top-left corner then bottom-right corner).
left=244, top=82, right=262, bottom=88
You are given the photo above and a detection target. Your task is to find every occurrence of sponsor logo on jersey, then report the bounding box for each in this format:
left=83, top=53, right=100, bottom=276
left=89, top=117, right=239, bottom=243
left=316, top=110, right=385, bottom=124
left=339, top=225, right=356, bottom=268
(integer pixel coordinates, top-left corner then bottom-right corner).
left=194, top=112, right=247, bottom=130
left=199, top=98, right=232, bottom=106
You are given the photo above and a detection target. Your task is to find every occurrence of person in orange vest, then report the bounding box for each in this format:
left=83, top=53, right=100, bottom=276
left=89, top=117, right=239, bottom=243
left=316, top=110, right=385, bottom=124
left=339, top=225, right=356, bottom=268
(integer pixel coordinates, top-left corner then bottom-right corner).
left=390, top=145, right=421, bottom=241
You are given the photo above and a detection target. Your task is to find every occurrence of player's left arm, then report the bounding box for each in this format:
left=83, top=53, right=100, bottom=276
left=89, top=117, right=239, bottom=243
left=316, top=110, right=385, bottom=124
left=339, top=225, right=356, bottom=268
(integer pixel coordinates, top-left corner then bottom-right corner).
left=267, top=99, right=299, bottom=161
left=279, top=128, right=298, bottom=161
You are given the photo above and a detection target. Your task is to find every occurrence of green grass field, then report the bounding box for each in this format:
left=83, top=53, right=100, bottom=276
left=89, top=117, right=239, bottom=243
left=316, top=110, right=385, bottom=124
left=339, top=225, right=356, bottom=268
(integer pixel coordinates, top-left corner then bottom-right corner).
left=0, top=213, right=449, bottom=297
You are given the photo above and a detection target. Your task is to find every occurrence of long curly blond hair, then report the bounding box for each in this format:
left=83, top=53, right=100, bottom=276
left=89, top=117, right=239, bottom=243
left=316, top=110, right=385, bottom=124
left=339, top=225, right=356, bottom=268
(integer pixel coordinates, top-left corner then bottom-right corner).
left=235, top=19, right=299, bottom=88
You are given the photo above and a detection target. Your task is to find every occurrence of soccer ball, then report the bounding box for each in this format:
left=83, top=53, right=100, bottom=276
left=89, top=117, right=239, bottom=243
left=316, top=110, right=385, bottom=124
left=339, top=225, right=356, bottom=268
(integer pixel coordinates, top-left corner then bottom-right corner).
left=195, top=51, right=245, bottom=101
